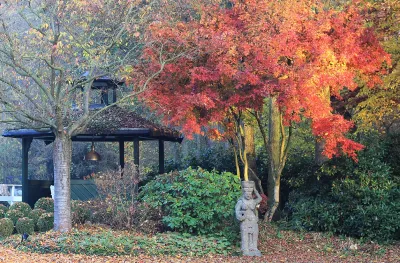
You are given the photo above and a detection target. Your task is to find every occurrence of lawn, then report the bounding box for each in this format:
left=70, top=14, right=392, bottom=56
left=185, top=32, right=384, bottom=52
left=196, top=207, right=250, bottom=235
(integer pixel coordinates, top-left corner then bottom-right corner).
left=0, top=224, right=398, bottom=263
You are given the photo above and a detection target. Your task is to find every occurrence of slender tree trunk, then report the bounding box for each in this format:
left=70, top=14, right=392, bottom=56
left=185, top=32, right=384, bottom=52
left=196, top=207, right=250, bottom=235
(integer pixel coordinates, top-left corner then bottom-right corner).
left=232, top=146, right=241, bottom=180
left=315, top=138, right=328, bottom=165
left=265, top=97, right=282, bottom=222
left=53, top=133, right=72, bottom=232
left=244, top=124, right=264, bottom=194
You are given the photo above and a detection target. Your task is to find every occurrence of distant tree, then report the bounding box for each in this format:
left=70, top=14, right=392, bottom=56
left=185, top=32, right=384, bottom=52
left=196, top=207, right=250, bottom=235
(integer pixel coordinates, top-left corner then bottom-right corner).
left=0, top=0, right=182, bottom=232
left=354, top=0, right=400, bottom=133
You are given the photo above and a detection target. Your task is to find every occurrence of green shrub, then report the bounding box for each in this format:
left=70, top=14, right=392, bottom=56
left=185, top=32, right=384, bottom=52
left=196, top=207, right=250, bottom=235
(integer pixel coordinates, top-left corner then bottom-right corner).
left=16, top=217, right=34, bottom=235
left=286, top=134, right=400, bottom=242
left=37, top=212, right=54, bottom=232
left=28, top=209, right=45, bottom=231
left=287, top=185, right=400, bottom=241
left=6, top=209, right=24, bottom=225
left=71, top=200, right=91, bottom=225
left=34, top=197, right=54, bottom=213
left=0, top=204, right=7, bottom=218
left=0, top=218, right=14, bottom=238
left=9, top=202, right=32, bottom=217
left=139, top=167, right=241, bottom=235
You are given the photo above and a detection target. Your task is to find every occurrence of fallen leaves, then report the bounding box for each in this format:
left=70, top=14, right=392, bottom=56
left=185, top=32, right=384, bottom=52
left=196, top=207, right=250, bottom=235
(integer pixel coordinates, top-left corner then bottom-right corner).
left=0, top=224, right=399, bottom=263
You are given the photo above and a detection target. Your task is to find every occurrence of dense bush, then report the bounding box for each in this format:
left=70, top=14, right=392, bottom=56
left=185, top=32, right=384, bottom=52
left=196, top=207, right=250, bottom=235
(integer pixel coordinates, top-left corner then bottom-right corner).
left=29, top=209, right=45, bottom=231
left=0, top=204, right=7, bottom=218
left=0, top=218, right=14, bottom=238
left=71, top=200, right=91, bottom=225
left=16, top=217, right=34, bottom=235
left=139, top=167, right=241, bottom=235
left=91, top=163, right=140, bottom=229
left=285, top=133, right=400, bottom=241
left=86, top=200, right=113, bottom=225
left=132, top=202, right=163, bottom=234
left=6, top=209, right=24, bottom=225
left=37, top=212, right=54, bottom=232
left=9, top=202, right=32, bottom=217
left=34, top=197, right=54, bottom=213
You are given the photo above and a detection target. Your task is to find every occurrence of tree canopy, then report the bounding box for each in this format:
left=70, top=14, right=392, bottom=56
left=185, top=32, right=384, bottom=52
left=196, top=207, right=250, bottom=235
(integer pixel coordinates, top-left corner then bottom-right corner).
left=139, top=0, right=390, bottom=160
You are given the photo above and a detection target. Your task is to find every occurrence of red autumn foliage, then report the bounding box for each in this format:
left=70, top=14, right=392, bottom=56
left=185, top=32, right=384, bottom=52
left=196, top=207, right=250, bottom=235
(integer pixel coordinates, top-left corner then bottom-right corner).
left=258, top=193, right=268, bottom=215
left=135, top=0, right=390, bottom=159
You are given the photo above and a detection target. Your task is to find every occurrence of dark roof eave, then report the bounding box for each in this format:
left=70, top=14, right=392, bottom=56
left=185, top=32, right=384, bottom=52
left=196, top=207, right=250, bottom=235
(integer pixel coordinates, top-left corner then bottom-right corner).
left=2, top=128, right=53, bottom=138
left=2, top=128, right=183, bottom=142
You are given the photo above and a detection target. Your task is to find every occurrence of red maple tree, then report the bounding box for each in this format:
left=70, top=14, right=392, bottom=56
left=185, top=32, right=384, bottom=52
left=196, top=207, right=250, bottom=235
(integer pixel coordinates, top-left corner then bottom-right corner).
left=135, top=0, right=390, bottom=220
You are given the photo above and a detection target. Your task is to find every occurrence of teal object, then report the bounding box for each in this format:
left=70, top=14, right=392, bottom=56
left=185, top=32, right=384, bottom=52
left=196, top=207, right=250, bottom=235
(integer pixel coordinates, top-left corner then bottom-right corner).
left=71, top=180, right=98, bottom=201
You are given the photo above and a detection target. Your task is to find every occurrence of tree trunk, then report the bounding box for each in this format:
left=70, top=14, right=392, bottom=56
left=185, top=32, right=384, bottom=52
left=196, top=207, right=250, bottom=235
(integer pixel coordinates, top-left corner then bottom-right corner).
left=315, top=138, right=328, bottom=165
left=53, top=133, right=72, bottom=232
left=244, top=124, right=264, bottom=194
left=265, top=97, right=282, bottom=222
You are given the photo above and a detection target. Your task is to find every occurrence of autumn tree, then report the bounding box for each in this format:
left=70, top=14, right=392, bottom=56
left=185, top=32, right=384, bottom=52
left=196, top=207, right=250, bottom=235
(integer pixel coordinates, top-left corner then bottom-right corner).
left=137, top=0, right=389, bottom=220
left=353, top=0, right=400, bottom=133
left=0, top=0, right=181, bottom=232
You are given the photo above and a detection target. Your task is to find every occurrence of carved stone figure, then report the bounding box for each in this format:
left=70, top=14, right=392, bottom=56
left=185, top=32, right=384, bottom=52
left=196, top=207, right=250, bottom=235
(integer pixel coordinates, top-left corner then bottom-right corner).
left=235, top=180, right=262, bottom=256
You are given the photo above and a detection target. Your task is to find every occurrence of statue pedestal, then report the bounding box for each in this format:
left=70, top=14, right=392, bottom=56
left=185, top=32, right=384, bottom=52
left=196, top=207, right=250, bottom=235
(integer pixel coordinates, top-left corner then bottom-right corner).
left=235, top=181, right=262, bottom=257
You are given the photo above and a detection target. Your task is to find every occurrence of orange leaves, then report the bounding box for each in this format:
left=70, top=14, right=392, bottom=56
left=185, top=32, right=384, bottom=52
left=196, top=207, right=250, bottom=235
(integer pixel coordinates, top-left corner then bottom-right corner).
left=137, top=0, right=389, bottom=160
left=312, top=115, right=364, bottom=160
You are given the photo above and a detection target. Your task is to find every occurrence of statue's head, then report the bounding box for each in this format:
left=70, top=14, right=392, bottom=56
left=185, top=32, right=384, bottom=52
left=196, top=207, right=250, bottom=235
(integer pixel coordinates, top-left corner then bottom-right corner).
left=241, top=181, right=255, bottom=200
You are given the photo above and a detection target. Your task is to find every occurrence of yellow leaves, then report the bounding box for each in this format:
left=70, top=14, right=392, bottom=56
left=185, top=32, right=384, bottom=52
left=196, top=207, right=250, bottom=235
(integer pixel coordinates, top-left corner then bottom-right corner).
left=228, top=45, right=238, bottom=56
left=40, top=23, right=49, bottom=30
left=278, top=74, right=288, bottom=80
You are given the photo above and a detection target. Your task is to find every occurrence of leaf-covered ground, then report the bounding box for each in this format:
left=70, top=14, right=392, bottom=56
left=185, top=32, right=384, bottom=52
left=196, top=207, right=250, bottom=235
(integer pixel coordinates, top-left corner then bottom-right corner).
left=0, top=224, right=399, bottom=263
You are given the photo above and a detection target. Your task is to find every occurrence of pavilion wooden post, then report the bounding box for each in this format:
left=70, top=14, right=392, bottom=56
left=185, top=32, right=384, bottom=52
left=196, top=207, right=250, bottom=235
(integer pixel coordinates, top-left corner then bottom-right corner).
left=119, top=140, right=124, bottom=176
left=133, top=138, right=139, bottom=169
left=22, top=137, right=32, bottom=205
left=159, top=139, right=165, bottom=174
left=133, top=138, right=140, bottom=194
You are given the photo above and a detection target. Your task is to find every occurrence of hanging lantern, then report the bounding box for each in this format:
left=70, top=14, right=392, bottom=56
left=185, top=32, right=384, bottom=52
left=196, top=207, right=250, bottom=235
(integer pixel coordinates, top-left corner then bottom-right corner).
left=84, top=142, right=101, bottom=161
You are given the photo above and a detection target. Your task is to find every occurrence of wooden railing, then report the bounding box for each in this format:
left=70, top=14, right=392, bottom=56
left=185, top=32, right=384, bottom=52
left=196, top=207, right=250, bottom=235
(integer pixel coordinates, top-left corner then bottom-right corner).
left=0, top=184, right=22, bottom=205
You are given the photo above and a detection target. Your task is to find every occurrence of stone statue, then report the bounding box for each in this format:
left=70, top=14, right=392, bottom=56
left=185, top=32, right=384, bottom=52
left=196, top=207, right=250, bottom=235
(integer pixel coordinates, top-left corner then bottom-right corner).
left=235, top=181, right=262, bottom=256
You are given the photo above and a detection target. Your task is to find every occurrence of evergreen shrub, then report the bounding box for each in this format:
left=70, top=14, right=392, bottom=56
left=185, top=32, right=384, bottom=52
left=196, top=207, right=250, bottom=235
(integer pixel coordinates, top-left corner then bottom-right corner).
left=29, top=209, right=45, bottom=231
left=139, top=167, right=241, bottom=235
left=9, top=202, right=32, bottom=217
left=0, top=204, right=7, bottom=218
left=0, top=218, right=14, bottom=238
left=37, top=212, right=54, bottom=232
left=34, top=197, right=54, bottom=212
left=286, top=134, right=400, bottom=241
left=6, top=209, right=24, bottom=225
left=16, top=217, right=34, bottom=235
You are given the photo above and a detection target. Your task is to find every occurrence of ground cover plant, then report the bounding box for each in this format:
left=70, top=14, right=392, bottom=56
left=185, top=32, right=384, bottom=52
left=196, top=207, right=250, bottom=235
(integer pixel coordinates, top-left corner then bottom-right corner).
left=0, top=224, right=398, bottom=262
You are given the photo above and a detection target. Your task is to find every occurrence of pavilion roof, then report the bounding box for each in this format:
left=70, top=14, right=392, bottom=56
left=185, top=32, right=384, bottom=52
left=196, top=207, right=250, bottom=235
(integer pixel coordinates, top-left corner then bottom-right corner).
left=3, top=106, right=183, bottom=142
